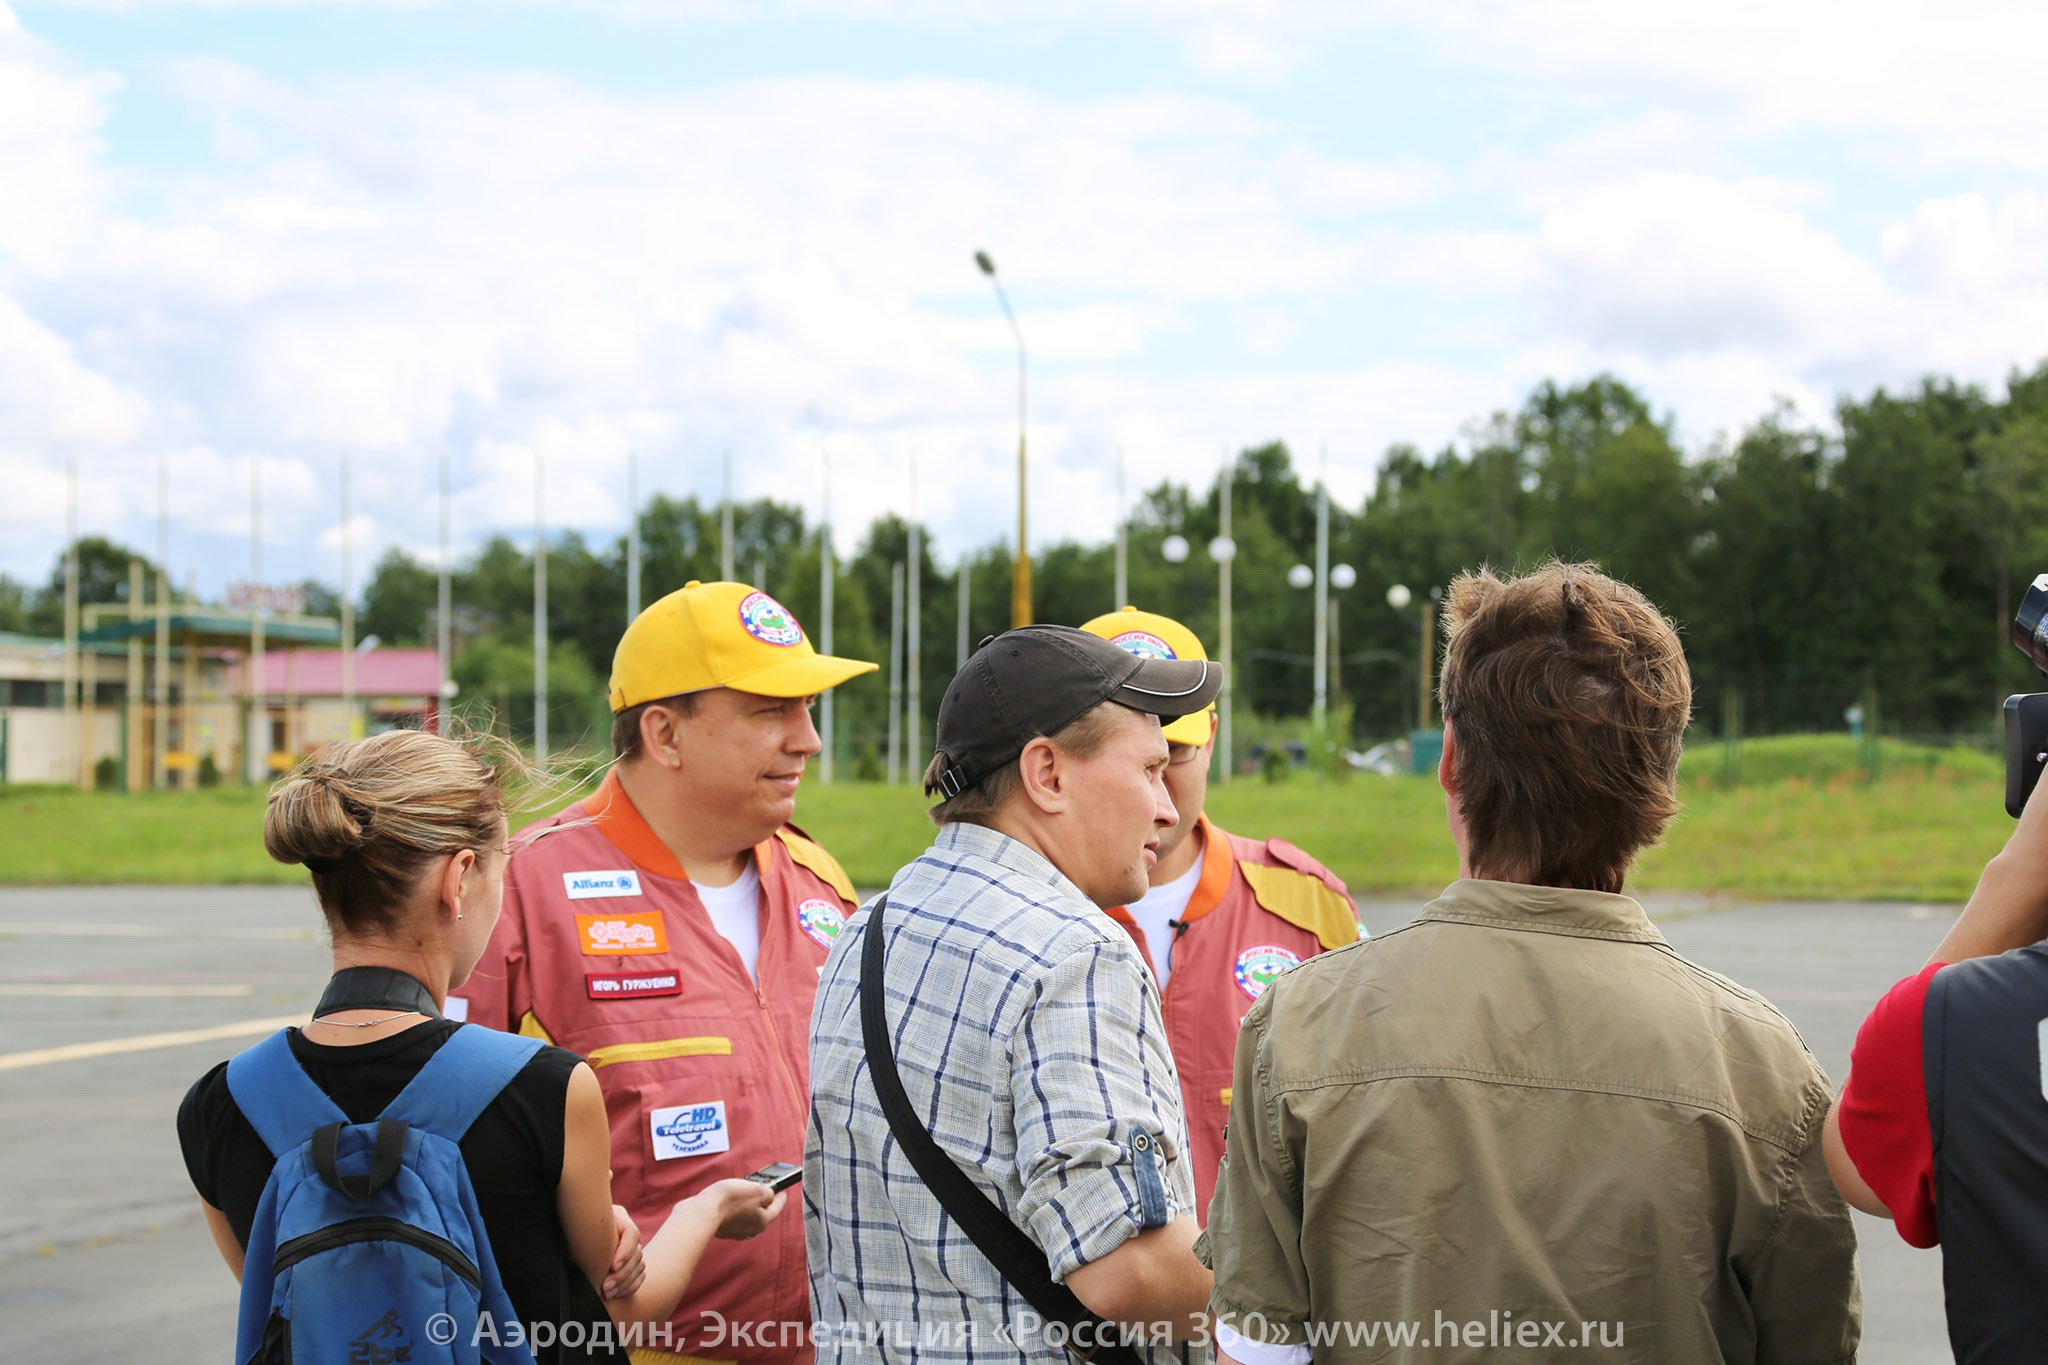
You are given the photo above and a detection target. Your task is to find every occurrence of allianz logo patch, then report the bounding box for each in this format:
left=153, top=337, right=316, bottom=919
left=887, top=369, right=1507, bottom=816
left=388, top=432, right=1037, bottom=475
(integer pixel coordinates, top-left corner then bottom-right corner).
left=563, top=869, right=644, bottom=900
left=650, top=1100, right=730, bottom=1160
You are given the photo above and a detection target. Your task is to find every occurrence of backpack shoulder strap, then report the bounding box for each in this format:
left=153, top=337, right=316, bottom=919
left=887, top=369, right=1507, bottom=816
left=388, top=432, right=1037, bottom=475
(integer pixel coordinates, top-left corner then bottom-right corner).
left=225, top=1029, right=349, bottom=1157
left=383, top=1024, right=546, bottom=1140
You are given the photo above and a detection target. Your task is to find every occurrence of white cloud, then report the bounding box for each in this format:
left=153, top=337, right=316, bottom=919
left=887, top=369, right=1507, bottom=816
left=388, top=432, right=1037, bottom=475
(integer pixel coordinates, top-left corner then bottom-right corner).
left=6, top=1, right=2048, bottom=599
left=1408, top=0, right=2048, bottom=172
left=1533, top=172, right=1890, bottom=358
left=1182, top=22, right=1300, bottom=81
left=0, top=7, right=114, bottom=272
left=0, top=293, right=151, bottom=445
left=1, top=44, right=1455, bottom=584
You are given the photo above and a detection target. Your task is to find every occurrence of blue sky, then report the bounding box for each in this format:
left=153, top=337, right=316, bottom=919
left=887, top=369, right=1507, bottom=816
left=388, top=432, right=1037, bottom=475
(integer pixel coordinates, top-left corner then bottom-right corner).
left=4, top=0, right=2047, bottom=600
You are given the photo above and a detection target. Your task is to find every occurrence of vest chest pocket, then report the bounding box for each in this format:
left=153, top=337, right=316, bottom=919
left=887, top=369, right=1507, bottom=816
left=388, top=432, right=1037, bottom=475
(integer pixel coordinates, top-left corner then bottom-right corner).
left=606, top=1068, right=769, bottom=1196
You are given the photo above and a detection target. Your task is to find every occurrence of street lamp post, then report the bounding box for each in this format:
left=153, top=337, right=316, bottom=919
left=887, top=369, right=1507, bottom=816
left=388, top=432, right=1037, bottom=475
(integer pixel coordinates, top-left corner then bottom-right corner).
left=1211, top=459, right=1235, bottom=784
left=975, top=250, right=1031, bottom=627
left=819, top=453, right=835, bottom=784
left=533, top=453, right=548, bottom=763
left=1312, top=482, right=1328, bottom=722
left=1386, top=583, right=1438, bottom=731
left=627, top=450, right=642, bottom=622
left=1328, top=563, right=1356, bottom=702
left=1290, top=559, right=1355, bottom=723
left=1113, top=446, right=1127, bottom=613
left=1164, top=528, right=1235, bottom=781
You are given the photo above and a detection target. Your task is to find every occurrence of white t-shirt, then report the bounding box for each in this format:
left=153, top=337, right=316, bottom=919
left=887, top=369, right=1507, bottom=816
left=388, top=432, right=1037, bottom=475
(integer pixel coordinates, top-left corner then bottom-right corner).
left=694, top=859, right=763, bottom=982
left=1127, top=839, right=1205, bottom=990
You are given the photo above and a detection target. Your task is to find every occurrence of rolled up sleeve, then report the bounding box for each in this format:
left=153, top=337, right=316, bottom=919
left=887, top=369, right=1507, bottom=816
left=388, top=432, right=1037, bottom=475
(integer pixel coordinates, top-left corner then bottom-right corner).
left=1010, top=939, right=1188, bottom=1282
left=1200, top=992, right=1312, bottom=1353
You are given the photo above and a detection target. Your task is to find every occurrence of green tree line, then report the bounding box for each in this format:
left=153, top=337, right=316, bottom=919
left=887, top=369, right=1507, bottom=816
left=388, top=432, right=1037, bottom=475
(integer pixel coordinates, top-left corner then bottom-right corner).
left=11, top=363, right=2048, bottom=761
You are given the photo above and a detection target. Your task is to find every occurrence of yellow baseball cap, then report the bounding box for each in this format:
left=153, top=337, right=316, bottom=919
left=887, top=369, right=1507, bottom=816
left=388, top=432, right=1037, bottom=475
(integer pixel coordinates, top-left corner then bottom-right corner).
left=608, top=580, right=878, bottom=712
left=1078, top=605, right=1217, bottom=747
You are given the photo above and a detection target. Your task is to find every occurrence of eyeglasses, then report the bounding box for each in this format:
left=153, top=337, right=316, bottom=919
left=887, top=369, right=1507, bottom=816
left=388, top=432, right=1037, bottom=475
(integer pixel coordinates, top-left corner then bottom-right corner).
left=1166, top=745, right=1206, bottom=767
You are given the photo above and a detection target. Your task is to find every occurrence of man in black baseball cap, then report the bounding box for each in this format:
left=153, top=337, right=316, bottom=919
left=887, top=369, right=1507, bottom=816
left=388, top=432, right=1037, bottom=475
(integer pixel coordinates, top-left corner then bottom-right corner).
left=804, top=626, right=1222, bottom=1362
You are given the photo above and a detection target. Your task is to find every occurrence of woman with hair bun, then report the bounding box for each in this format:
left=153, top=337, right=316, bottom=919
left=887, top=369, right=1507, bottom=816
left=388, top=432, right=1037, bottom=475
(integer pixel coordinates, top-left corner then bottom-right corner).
left=177, top=729, right=783, bottom=1364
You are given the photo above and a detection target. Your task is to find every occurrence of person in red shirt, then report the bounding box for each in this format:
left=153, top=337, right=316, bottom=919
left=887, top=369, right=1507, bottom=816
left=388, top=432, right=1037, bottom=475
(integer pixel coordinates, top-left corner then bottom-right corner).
left=1827, top=773, right=2048, bottom=1362
left=1077, top=607, right=1360, bottom=1220
left=456, top=580, right=875, bottom=1365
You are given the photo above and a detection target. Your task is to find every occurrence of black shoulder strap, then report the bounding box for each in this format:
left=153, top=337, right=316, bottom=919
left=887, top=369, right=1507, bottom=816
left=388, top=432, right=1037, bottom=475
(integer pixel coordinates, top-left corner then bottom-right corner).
left=860, top=896, right=1146, bottom=1365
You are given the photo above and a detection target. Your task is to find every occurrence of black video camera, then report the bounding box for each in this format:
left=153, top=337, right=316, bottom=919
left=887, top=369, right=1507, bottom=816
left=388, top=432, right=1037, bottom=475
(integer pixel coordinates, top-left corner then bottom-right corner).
left=2005, top=574, right=2048, bottom=815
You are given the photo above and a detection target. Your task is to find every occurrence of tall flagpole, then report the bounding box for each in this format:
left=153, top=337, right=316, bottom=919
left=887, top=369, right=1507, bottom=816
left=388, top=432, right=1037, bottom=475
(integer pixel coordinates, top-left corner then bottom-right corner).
left=436, top=453, right=452, bottom=735
left=341, top=456, right=356, bottom=739
left=721, top=451, right=736, bottom=583
left=154, top=457, right=170, bottom=787
left=249, top=454, right=265, bottom=784
left=63, top=457, right=80, bottom=787
left=533, top=453, right=548, bottom=762
left=819, top=453, right=835, bottom=785
left=1219, top=451, right=1234, bottom=784
left=906, top=453, right=922, bottom=768
left=1313, top=463, right=1329, bottom=725
left=957, top=557, right=970, bottom=673
left=887, top=561, right=904, bottom=785
left=626, top=450, right=642, bottom=621
left=1114, top=445, right=1127, bottom=611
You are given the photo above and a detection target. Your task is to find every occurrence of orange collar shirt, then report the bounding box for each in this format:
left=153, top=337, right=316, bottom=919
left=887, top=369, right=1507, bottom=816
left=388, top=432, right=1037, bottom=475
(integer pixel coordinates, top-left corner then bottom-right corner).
left=454, top=770, right=858, bottom=1365
left=1105, top=815, right=1361, bottom=1223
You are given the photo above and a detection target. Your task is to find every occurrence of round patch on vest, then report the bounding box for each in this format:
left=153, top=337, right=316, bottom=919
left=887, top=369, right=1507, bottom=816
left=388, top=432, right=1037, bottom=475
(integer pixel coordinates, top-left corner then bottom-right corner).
left=798, top=897, right=847, bottom=949
left=1109, top=630, right=1176, bottom=660
left=738, top=591, right=804, bottom=647
left=1233, top=944, right=1302, bottom=1001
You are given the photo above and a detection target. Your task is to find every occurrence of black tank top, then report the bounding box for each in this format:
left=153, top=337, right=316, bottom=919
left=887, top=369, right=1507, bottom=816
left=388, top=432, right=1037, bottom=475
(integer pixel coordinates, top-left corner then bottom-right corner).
left=178, top=1019, right=624, bottom=1365
left=1925, top=945, right=2048, bottom=1364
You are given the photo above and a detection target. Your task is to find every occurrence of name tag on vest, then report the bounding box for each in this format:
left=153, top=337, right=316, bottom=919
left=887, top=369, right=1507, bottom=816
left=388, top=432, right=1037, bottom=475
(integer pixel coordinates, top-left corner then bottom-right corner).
left=586, top=970, right=683, bottom=1000
left=563, top=870, right=644, bottom=900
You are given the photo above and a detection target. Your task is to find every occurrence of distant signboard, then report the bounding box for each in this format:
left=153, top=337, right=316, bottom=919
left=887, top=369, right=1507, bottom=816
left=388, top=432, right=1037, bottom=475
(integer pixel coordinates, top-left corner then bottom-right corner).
left=224, top=582, right=307, bottom=616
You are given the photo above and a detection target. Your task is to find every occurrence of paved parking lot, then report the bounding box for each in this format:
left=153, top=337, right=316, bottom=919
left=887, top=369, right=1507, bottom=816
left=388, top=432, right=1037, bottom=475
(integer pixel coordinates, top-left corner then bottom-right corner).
left=0, top=885, right=1955, bottom=1361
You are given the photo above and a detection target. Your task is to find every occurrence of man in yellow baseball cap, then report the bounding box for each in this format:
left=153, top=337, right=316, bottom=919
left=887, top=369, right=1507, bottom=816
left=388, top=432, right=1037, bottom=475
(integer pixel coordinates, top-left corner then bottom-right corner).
left=1078, top=604, right=1362, bottom=1223
left=458, top=580, right=875, bottom=1365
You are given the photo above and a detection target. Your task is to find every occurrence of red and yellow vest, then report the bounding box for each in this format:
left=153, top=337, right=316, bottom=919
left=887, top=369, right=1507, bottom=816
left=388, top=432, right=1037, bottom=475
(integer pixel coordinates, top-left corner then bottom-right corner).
left=1103, top=814, right=1358, bottom=1223
left=454, top=770, right=857, bottom=1365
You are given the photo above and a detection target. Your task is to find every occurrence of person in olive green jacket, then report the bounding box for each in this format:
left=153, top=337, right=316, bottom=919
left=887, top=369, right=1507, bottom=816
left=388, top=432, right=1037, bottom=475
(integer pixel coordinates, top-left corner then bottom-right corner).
left=1200, top=560, right=1859, bottom=1365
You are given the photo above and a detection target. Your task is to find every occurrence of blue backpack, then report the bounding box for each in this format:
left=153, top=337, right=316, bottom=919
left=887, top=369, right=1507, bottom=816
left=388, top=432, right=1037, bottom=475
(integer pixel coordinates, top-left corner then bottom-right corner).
left=225, top=1025, right=545, bottom=1365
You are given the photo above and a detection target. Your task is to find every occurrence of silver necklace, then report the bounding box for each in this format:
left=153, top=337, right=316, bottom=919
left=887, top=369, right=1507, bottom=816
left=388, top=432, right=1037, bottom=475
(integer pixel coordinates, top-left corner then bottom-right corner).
left=309, top=1010, right=422, bottom=1029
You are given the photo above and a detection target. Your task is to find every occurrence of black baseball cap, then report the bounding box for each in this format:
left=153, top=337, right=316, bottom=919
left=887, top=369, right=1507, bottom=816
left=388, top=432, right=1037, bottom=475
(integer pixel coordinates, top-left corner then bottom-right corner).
left=927, top=625, right=1222, bottom=799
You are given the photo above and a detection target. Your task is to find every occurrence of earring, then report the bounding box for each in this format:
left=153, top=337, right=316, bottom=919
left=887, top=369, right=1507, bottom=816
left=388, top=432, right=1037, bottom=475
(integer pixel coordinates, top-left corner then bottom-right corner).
left=457, top=912, right=465, bottom=920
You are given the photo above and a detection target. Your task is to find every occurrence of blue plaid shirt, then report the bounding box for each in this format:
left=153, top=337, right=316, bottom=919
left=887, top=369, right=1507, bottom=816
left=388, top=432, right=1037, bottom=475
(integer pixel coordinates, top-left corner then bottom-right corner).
left=804, top=821, right=1199, bottom=1363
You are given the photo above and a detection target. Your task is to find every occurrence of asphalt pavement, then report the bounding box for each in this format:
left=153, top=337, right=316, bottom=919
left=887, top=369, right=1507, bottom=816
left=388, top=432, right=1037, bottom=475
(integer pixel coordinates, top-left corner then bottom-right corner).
left=0, top=885, right=1957, bottom=1362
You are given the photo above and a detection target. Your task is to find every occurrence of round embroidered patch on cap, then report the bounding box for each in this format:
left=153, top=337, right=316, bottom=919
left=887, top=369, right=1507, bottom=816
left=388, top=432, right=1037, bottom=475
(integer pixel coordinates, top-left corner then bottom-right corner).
left=1109, top=630, right=1177, bottom=660
left=798, top=898, right=846, bottom=949
left=1233, top=944, right=1302, bottom=1001
left=738, top=591, right=804, bottom=647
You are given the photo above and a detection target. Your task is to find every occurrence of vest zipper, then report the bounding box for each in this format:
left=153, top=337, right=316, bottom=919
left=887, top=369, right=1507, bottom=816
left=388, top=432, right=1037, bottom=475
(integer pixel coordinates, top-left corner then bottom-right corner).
left=274, top=1216, right=482, bottom=1289
left=755, top=985, right=805, bottom=1114
left=751, top=860, right=807, bottom=1117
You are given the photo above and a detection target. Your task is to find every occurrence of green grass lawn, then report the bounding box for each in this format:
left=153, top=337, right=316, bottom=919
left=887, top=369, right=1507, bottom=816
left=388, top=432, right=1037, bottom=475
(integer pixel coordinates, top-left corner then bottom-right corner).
left=0, top=736, right=2015, bottom=902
